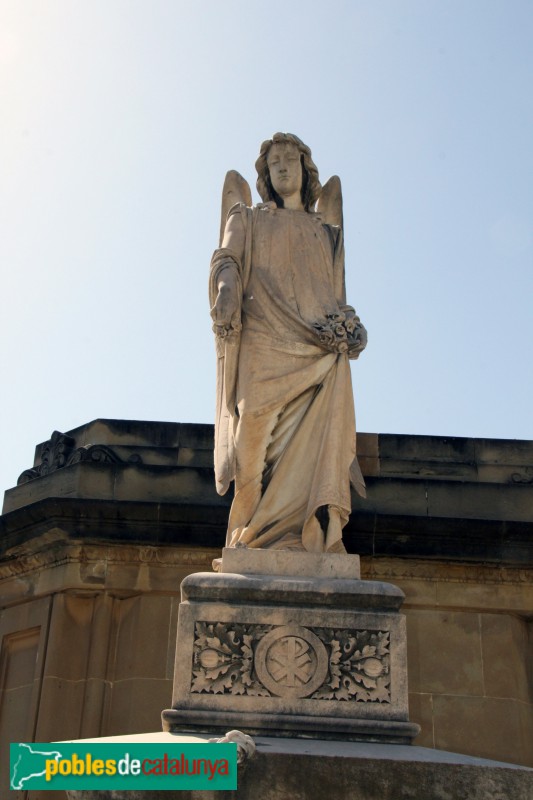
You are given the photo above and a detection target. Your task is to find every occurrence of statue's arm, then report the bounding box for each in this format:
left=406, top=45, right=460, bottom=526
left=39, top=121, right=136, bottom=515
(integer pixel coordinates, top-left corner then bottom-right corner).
left=210, top=208, right=246, bottom=336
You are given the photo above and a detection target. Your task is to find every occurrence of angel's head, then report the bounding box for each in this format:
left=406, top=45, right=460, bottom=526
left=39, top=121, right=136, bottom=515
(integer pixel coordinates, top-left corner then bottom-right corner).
left=255, top=133, right=321, bottom=212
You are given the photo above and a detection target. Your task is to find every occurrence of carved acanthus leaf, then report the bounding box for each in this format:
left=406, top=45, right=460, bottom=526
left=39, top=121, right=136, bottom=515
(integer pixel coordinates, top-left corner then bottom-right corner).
left=17, top=431, right=75, bottom=484
left=17, top=432, right=142, bottom=484
left=311, top=628, right=390, bottom=703
left=191, top=622, right=272, bottom=697
left=66, top=445, right=122, bottom=466
left=191, top=621, right=391, bottom=703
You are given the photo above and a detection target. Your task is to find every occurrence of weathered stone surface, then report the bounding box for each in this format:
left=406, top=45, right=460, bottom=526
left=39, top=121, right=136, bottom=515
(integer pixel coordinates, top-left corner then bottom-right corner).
left=432, top=694, right=533, bottom=767
left=211, top=135, right=367, bottom=553
left=356, top=432, right=380, bottom=477
left=219, top=548, right=360, bottom=579
left=181, top=571, right=403, bottom=611
left=163, top=548, right=417, bottom=743
left=378, top=433, right=533, bottom=485
left=0, top=596, right=52, bottom=794
left=406, top=610, right=484, bottom=695
left=480, top=613, right=530, bottom=702
left=65, top=732, right=533, bottom=800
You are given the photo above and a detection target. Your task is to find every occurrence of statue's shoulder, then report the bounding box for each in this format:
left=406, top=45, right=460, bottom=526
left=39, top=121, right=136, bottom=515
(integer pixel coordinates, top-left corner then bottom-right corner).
left=221, top=202, right=253, bottom=234
left=229, top=201, right=277, bottom=221
left=227, top=201, right=251, bottom=218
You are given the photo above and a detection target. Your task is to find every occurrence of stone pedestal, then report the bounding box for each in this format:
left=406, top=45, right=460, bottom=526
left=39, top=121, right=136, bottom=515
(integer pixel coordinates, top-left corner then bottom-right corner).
left=65, top=731, right=533, bottom=800
left=162, top=548, right=419, bottom=743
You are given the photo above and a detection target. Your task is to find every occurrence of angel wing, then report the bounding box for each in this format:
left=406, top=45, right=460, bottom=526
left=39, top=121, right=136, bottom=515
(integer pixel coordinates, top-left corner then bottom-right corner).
left=316, top=175, right=343, bottom=230
left=219, top=170, right=252, bottom=246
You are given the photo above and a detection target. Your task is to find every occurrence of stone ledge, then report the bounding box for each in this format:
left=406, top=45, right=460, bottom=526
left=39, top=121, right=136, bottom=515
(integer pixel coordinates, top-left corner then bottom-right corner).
left=64, top=732, right=533, bottom=800
left=161, top=710, right=419, bottom=743
left=219, top=547, right=360, bottom=579
left=180, top=571, right=404, bottom=610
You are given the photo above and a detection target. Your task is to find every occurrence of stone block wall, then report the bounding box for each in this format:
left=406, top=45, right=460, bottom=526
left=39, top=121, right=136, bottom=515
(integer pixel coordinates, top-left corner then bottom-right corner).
left=363, top=558, right=533, bottom=766
left=0, top=543, right=220, bottom=800
left=0, top=419, right=532, bottom=800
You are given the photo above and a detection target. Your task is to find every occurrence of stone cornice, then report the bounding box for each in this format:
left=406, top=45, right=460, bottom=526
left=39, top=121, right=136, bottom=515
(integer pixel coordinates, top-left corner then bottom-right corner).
left=1, top=533, right=531, bottom=588
left=0, top=540, right=219, bottom=583
left=2, top=421, right=532, bottom=569
left=1, top=495, right=532, bottom=566
left=361, top=557, right=533, bottom=586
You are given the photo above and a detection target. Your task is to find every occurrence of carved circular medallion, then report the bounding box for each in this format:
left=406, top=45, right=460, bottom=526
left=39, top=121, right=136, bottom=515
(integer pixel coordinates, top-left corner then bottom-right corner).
left=255, top=625, right=328, bottom=698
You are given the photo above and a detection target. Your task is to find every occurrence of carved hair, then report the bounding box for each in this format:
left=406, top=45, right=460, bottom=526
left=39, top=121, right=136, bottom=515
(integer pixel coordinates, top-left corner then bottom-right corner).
left=255, top=133, right=321, bottom=212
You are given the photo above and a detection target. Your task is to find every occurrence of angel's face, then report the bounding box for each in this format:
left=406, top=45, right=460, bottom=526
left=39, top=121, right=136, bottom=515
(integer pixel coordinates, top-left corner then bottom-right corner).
left=267, top=143, right=303, bottom=201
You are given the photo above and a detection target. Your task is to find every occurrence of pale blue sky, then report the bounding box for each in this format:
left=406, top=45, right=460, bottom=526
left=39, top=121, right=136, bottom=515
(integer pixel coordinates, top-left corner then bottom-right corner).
left=1, top=1, right=532, bottom=495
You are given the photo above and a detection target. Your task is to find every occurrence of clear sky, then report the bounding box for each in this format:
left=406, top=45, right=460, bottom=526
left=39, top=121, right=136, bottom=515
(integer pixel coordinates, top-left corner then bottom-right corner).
left=1, top=1, right=532, bottom=496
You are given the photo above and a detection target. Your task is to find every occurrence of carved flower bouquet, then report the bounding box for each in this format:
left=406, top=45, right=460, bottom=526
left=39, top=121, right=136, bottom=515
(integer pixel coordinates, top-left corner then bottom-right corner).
left=313, top=308, right=367, bottom=359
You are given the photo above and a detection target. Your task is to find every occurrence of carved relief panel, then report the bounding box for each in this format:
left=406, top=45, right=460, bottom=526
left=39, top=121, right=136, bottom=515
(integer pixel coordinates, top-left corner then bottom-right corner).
left=191, top=621, right=391, bottom=703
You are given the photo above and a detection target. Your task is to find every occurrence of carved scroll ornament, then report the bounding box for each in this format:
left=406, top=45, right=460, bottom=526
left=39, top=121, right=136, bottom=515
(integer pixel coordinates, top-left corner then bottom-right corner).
left=17, top=430, right=142, bottom=484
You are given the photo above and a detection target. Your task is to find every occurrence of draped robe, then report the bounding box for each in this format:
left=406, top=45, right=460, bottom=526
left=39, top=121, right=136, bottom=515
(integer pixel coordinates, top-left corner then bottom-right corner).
left=209, top=203, right=365, bottom=552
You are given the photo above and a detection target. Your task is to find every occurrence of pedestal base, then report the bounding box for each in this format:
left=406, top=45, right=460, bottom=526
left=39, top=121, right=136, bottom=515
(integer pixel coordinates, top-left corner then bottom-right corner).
left=162, top=548, right=420, bottom=743
left=65, top=731, right=533, bottom=800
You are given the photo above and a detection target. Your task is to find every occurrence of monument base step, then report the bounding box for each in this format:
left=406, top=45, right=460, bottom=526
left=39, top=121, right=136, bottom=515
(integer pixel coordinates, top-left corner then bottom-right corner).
left=162, top=707, right=420, bottom=744
left=65, top=731, right=533, bottom=800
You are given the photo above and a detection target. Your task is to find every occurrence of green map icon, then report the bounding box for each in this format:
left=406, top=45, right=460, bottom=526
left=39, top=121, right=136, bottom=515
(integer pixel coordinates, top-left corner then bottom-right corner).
left=11, top=743, right=63, bottom=790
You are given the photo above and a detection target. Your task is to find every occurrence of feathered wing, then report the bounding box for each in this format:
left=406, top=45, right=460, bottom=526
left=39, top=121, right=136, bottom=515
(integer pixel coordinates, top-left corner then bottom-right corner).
left=219, top=170, right=252, bottom=245
left=316, top=175, right=343, bottom=230
left=213, top=171, right=252, bottom=495
left=317, top=175, right=366, bottom=498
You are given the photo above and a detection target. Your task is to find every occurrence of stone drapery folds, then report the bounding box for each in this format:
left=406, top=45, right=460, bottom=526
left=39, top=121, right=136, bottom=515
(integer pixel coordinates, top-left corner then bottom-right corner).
left=209, top=135, right=367, bottom=553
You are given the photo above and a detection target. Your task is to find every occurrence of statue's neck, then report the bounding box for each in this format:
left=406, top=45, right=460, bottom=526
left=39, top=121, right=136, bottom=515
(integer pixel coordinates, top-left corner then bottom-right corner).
left=281, top=193, right=305, bottom=212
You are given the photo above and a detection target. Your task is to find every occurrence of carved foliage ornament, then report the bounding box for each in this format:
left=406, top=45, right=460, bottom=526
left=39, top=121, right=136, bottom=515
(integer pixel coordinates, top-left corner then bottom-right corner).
left=191, top=621, right=390, bottom=703
left=191, top=622, right=271, bottom=697
left=17, top=431, right=142, bottom=484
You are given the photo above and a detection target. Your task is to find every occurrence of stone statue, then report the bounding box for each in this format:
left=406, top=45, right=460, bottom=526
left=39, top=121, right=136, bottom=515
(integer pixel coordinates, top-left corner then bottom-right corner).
left=209, top=133, right=367, bottom=553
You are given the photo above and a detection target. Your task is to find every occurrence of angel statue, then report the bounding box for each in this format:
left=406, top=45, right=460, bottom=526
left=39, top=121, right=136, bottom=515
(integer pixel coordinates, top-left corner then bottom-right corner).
left=209, top=133, right=367, bottom=554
